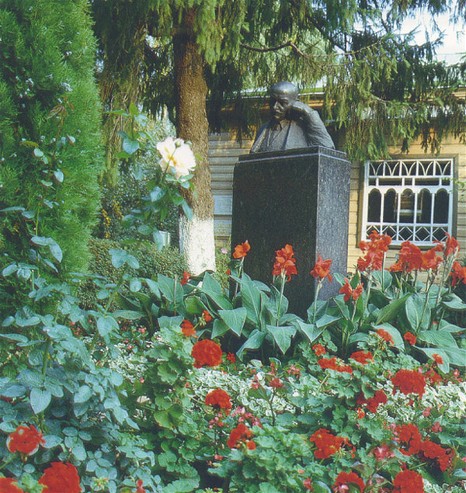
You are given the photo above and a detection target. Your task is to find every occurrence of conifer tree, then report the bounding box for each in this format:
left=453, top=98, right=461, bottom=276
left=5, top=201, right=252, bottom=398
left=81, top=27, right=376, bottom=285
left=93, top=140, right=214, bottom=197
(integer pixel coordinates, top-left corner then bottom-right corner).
left=92, top=0, right=465, bottom=272
left=0, top=0, right=102, bottom=273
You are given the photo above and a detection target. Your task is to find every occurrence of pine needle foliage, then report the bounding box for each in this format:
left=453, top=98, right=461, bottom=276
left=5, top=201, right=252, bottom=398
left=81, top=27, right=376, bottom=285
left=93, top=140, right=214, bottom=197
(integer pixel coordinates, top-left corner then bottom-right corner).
left=0, top=0, right=102, bottom=273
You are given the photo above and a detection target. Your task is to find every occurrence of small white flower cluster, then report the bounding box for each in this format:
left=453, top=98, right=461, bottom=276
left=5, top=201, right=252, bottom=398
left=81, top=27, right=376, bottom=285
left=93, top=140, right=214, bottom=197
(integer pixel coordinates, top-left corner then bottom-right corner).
left=156, top=137, right=196, bottom=179
left=191, top=367, right=293, bottom=417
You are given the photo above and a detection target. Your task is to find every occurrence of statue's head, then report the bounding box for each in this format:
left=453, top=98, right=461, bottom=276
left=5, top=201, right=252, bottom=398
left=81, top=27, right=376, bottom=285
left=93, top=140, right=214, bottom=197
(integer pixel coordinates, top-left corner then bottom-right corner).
left=269, top=81, right=299, bottom=122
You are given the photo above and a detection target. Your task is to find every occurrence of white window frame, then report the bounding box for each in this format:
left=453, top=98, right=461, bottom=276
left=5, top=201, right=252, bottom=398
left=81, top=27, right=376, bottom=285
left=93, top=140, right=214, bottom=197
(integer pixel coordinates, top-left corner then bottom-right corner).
left=361, top=157, right=454, bottom=246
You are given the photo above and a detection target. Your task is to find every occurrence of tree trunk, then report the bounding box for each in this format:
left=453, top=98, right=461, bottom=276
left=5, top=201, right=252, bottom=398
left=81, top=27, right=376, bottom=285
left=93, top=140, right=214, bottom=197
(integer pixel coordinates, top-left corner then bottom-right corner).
left=173, top=8, right=216, bottom=274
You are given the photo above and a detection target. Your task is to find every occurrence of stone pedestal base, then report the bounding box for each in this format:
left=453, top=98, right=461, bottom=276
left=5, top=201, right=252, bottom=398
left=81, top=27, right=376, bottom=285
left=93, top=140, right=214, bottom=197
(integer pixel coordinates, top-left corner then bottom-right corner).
left=231, top=147, right=351, bottom=317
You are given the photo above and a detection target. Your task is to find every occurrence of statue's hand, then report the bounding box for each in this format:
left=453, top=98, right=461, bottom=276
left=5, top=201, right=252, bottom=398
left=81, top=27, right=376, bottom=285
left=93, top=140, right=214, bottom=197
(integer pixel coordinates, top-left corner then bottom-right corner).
left=287, top=100, right=312, bottom=120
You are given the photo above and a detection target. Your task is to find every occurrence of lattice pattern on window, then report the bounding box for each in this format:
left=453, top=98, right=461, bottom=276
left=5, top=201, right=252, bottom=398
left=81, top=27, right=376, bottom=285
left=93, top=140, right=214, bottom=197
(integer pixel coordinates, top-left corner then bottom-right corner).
left=362, top=158, right=454, bottom=245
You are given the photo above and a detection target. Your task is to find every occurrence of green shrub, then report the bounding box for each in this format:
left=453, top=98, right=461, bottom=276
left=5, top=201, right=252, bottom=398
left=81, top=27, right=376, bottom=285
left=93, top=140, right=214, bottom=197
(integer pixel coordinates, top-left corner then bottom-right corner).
left=78, top=238, right=187, bottom=309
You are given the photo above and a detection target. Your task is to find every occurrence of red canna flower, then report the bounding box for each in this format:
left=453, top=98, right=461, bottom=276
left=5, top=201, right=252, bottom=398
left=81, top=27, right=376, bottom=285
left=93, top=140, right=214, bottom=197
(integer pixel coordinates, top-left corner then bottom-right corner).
left=191, top=339, right=223, bottom=368
left=451, top=261, right=466, bottom=287
left=233, top=241, right=251, bottom=259
left=403, top=332, right=417, bottom=345
left=376, top=328, right=394, bottom=345
left=180, top=271, right=190, bottom=285
left=358, top=231, right=391, bottom=272
left=349, top=350, right=374, bottom=364
left=392, top=469, right=424, bottom=492
left=389, top=241, right=424, bottom=273
left=333, top=471, right=365, bottom=492
left=272, top=244, right=298, bottom=281
left=391, top=369, right=426, bottom=398
left=205, top=389, right=232, bottom=413
left=0, top=478, right=25, bottom=493
left=39, top=462, right=82, bottom=493
left=432, top=353, right=443, bottom=365
left=339, top=279, right=363, bottom=302
left=181, top=319, right=196, bottom=337
left=442, top=233, right=460, bottom=257
left=7, top=425, right=45, bottom=456
left=310, top=256, right=333, bottom=282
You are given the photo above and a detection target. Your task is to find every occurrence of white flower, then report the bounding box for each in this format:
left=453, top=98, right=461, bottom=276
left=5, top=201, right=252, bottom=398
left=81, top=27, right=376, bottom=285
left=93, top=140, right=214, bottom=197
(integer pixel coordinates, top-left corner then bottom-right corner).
left=156, top=137, right=196, bottom=179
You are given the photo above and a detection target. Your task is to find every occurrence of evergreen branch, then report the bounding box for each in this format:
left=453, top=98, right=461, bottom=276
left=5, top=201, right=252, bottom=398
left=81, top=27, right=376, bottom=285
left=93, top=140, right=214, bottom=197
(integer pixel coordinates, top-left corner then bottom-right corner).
left=240, top=40, right=296, bottom=53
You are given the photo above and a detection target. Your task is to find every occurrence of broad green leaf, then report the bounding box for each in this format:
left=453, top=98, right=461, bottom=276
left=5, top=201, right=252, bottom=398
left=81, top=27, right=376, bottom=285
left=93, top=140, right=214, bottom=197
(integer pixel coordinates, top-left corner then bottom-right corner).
left=372, top=323, right=404, bottom=350
left=109, top=249, right=139, bottom=269
left=237, top=329, right=266, bottom=360
left=416, top=348, right=450, bottom=373
left=295, top=320, right=323, bottom=344
left=163, top=478, right=200, bottom=493
left=184, top=296, right=207, bottom=315
left=211, top=319, right=230, bottom=339
left=316, top=314, right=340, bottom=329
left=442, top=294, right=466, bottom=311
left=219, top=307, right=247, bottom=336
left=122, top=138, right=139, bottom=155
left=30, top=388, right=52, bottom=414
left=405, top=294, right=430, bottom=331
left=2, top=264, right=18, bottom=276
left=266, top=325, right=296, bottom=354
left=53, top=169, right=64, bottom=183
left=417, top=330, right=458, bottom=348
left=438, top=347, right=466, bottom=367
left=144, top=278, right=160, bottom=297
left=200, top=272, right=232, bottom=310
left=0, top=333, right=29, bottom=344
left=129, top=278, right=142, bottom=292
left=112, top=310, right=143, bottom=320
left=97, top=316, right=119, bottom=338
left=238, top=274, right=263, bottom=325
left=375, top=294, right=411, bottom=324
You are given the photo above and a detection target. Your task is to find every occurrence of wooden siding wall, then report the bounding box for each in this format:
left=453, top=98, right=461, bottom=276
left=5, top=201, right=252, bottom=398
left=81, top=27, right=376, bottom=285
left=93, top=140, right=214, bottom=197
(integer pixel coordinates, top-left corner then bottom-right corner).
left=209, top=132, right=466, bottom=270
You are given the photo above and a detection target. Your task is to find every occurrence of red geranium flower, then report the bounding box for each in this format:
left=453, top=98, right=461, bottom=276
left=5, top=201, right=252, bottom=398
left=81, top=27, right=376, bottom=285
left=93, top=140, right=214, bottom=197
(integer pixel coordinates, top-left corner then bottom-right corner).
left=376, top=328, right=394, bottom=345
left=136, top=479, right=146, bottom=493
left=318, top=357, right=352, bottom=374
left=333, top=471, right=365, bottom=492
left=303, top=477, right=313, bottom=491
left=191, top=339, right=223, bottom=368
left=310, top=256, right=333, bottom=282
left=226, top=352, right=236, bottom=363
left=339, top=279, right=363, bottom=302
left=39, top=462, right=81, bottom=493
left=394, top=424, right=423, bottom=456
left=272, top=244, right=298, bottom=281
left=403, top=332, right=417, bottom=345
left=7, top=425, right=45, bottom=456
left=202, top=310, right=213, bottom=323
left=312, top=343, right=326, bottom=356
left=420, top=439, right=453, bottom=472
left=233, top=241, right=250, bottom=259
left=309, top=428, right=351, bottom=460
left=392, top=369, right=426, bottom=397
left=350, top=350, right=374, bottom=364
left=205, top=388, right=232, bottom=413
left=392, top=469, right=424, bottom=492
left=227, top=423, right=254, bottom=449
left=432, top=353, right=443, bottom=365
left=357, top=389, right=388, bottom=413
left=0, top=478, right=25, bottom=493
left=181, top=319, right=196, bottom=337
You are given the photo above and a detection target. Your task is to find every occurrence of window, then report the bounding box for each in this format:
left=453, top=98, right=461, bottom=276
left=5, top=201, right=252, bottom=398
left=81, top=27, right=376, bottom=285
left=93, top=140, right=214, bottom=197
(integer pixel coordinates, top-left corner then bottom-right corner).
left=362, top=158, right=454, bottom=245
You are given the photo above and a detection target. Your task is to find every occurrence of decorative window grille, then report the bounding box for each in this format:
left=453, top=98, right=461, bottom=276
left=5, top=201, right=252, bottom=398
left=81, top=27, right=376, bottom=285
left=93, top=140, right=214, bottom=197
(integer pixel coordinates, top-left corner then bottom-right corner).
left=362, top=158, right=454, bottom=245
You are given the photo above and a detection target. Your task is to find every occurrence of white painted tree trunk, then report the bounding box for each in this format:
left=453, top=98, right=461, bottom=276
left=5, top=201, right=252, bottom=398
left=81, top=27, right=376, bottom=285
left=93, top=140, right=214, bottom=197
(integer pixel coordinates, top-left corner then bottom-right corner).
left=179, top=214, right=216, bottom=274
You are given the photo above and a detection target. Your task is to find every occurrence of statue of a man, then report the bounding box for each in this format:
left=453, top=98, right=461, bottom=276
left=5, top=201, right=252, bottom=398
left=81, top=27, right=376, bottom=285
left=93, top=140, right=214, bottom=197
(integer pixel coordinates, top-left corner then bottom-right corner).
left=250, top=81, right=335, bottom=153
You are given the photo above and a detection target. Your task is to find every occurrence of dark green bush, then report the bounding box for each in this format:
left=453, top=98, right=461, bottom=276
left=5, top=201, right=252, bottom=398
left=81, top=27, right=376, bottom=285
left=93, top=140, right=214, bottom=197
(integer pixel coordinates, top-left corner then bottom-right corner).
left=78, top=238, right=187, bottom=309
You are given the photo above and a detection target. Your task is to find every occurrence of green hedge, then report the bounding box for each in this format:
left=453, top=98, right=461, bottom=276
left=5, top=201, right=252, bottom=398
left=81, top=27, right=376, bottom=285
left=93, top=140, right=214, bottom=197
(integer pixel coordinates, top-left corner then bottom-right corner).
left=78, top=238, right=187, bottom=309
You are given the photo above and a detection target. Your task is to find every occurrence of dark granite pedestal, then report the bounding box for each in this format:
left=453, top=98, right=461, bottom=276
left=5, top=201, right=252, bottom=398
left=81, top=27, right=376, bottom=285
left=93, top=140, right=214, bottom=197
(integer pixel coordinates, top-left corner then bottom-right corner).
left=231, top=146, right=351, bottom=317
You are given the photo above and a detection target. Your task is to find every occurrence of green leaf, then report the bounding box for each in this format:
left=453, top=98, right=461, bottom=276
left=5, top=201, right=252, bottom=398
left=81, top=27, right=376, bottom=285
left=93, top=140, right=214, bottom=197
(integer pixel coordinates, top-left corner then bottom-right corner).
left=129, top=278, right=142, bottom=292
left=53, top=169, right=64, bottom=183
left=295, top=320, right=323, bottom=344
left=416, top=348, right=450, bottom=373
left=30, top=388, right=51, bottom=414
left=109, top=249, right=139, bottom=269
left=316, top=313, right=340, bottom=329
left=122, top=138, right=140, bottom=155
left=405, top=294, right=430, bottom=331
left=266, top=325, right=296, bottom=354
left=438, top=347, right=466, bottom=367
left=200, top=272, right=232, bottom=310
left=2, top=264, right=18, bottom=276
left=417, top=330, right=458, bottom=348
left=437, top=320, right=464, bottom=333
left=184, top=296, right=207, bottom=315
left=74, top=385, right=93, bottom=404
left=97, top=316, right=119, bottom=338
left=442, top=294, right=466, bottom=311
left=375, top=294, right=411, bottom=324
left=163, top=478, right=200, bottom=493
left=112, top=310, right=142, bottom=320
left=238, top=274, right=263, bottom=325
left=211, top=319, right=230, bottom=339
left=237, top=329, right=266, bottom=360
left=218, top=307, right=247, bottom=336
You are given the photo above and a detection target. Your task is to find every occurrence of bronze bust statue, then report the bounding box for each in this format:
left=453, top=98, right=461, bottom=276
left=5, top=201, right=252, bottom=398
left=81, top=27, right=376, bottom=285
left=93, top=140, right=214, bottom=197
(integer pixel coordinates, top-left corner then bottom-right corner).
left=250, top=81, right=335, bottom=153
